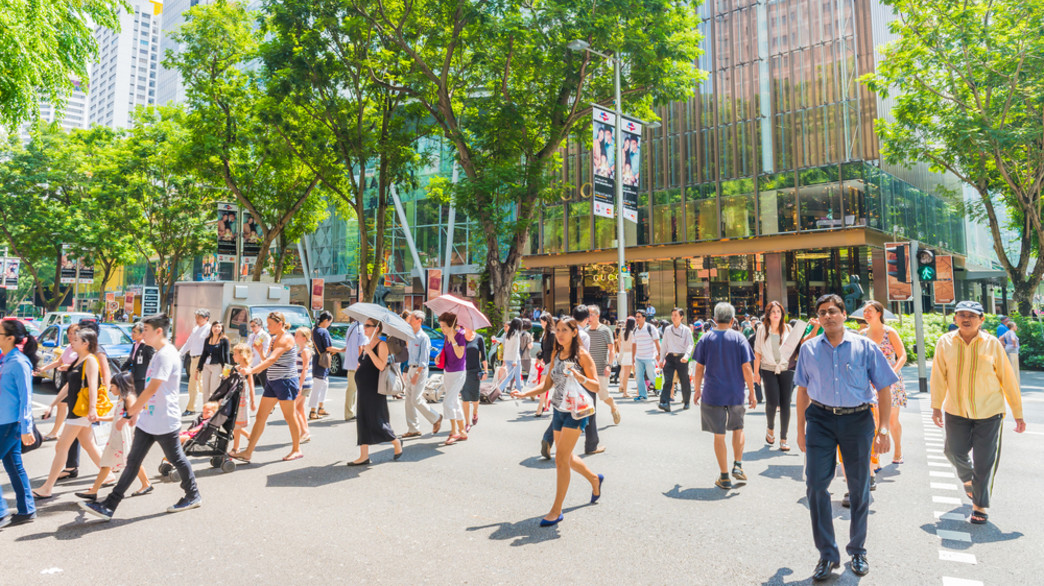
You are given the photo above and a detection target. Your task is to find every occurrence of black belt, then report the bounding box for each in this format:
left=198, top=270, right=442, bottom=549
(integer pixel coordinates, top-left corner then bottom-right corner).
left=809, top=400, right=872, bottom=415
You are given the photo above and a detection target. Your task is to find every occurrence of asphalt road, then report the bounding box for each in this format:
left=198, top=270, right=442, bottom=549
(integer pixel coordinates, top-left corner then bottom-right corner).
left=3, top=364, right=1042, bottom=585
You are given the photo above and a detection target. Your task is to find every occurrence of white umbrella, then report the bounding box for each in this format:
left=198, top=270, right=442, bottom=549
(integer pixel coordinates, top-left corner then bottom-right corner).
left=424, top=294, right=492, bottom=331
left=342, top=303, right=416, bottom=341
left=849, top=304, right=899, bottom=322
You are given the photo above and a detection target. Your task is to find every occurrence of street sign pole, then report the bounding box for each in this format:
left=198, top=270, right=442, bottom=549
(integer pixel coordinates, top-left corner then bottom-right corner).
left=910, top=240, right=928, bottom=393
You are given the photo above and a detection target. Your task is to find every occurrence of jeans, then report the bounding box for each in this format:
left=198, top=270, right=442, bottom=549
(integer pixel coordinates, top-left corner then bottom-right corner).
left=497, top=360, right=524, bottom=392
left=103, top=427, right=198, bottom=512
left=0, top=422, right=34, bottom=517
left=762, top=369, right=795, bottom=440
left=659, top=354, right=691, bottom=406
left=543, top=390, right=599, bottom=453
left=944, top=412, right=1003, bottom=509
left=634, top=358, right=657, bottom=399
left=804, top=405, right=874, bottom=564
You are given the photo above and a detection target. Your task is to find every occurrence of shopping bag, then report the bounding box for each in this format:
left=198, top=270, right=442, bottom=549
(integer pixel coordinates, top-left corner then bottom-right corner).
left=562, top=376, right=595, bottom=420
left=654, top=369, right=664, bottom=390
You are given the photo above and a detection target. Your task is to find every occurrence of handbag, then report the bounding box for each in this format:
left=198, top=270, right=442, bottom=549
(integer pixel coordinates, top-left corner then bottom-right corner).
left=435, top=347, right=445, bottom=370
left=379, top=359, right=405, bottom=396
left=20, top=421, right=44, bottom=454
left=561, top=375, right=595, bottom=420
left=72, top=355, right=114, bottom=418
left=318, top=351, right=332, bottom=369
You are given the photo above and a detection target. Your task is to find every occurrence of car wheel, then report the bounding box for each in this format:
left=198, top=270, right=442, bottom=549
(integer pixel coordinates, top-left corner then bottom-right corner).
left=331, top=354, right=343, bottom=376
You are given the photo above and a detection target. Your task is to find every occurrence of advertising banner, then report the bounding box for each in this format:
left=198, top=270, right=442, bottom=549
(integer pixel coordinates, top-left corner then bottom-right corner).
left=216, top=202, right=239, bottom=262
left=310, top=278, right=325, bottom=312
left=124, top=293, right=135, bottom=316
left=466, top=274, right=479, bottom=298
left=592, top=106, right=642, bottom=222
left=78, top=260, right=94, bottom=285
left=60, top=245, right=78, bottom=284
left=2, top=257, right=20, bottom=290
left=885, top=242, right=912, bottom=302
left=241, top=210, right=261, bottom=261
left=934, top=255, right=955, bottom=305
left=426, top=269, right=442, bottom=301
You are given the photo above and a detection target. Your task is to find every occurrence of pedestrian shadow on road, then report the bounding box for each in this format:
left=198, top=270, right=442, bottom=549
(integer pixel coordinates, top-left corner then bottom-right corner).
left=15, top=508, right=170, bottom=542
left=466, top=505, right=588, bottom=546
left=518, top=456, right=555, bottom=470
left=761, top=566, right=864, bottom=585
left=663, top=483, right=739, bottom=501
left=744, top=445, right=795, bottom=462
left=920, top=517, right=1023, bottom=549
left=264, top=463, right=370, bottom=487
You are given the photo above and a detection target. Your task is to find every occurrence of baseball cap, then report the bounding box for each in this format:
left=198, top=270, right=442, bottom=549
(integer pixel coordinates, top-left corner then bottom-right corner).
left=954, top=300, right=984, bottom=316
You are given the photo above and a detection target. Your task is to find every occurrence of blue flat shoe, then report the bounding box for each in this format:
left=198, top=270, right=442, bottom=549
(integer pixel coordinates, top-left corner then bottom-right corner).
left=539, top=514, right=563, bottom=527
left=591, top=474, right=604, bottom=504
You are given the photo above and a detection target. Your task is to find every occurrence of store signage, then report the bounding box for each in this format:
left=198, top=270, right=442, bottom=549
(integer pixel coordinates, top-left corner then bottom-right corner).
left=142, top=286, right=160, bottom=316
left=592, top=106, right=641, bottom=223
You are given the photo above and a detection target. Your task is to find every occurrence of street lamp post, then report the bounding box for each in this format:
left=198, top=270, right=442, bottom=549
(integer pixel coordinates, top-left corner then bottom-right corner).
left=567, top=40, right=659, bottom=320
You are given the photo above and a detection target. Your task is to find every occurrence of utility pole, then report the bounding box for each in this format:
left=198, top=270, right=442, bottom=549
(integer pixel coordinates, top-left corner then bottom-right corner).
left=910, top=240, right=928, bottom=393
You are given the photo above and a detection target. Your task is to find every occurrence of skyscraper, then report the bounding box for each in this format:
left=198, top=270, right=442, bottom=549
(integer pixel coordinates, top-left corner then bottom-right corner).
left=87, top=0, right=162, bottom=128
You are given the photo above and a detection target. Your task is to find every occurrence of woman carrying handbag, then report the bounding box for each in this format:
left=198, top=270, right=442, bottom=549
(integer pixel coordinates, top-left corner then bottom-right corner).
left=0, top=319, right=40, bottom=527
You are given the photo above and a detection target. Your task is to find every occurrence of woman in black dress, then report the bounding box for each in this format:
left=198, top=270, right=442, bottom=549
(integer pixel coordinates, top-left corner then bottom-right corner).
left=460, top=328, right=488, bottom=431
left=348, top=319, right=403, bottom=466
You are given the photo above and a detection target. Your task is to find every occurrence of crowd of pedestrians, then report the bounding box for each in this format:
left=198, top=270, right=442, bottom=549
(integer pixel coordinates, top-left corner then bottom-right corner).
left=0, top=293, right=1029, bottom=583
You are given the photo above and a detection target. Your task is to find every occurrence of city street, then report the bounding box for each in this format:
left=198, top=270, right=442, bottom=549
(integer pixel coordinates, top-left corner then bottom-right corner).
left=3, top=365, right=1042, bottom=585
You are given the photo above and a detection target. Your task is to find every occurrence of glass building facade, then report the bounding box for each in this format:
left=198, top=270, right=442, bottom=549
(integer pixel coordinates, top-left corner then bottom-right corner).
left=522, top=0, right=967, bottom=319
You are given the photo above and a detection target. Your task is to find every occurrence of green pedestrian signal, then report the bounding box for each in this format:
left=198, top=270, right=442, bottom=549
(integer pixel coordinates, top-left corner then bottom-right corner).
left=917, top=249, right=937, bottom=282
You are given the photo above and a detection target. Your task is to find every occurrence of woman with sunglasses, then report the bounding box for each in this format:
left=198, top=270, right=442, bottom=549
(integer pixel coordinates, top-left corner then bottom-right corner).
left=511, top=318, right=603, bottom=526
left=347, top=319, right=403, bottom=465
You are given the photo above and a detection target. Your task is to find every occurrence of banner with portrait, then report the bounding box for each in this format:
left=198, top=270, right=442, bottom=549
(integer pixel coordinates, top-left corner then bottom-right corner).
left=1, top=257, right=20, bottom=290
left=60, top=245, right=77, bottom=284
left=592, top=106, right=642, bottom=223
left=241, top=210, right=262, bottom=261
left=310, top=278, right=325, bottom=312
left=78, top=260, right=94, bottom=285
left=216, top=202, right=239, bottom=262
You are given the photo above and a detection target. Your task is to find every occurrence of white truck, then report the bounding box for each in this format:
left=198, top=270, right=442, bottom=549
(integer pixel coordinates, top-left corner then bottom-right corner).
left=172, top=281, right=312, bottom=348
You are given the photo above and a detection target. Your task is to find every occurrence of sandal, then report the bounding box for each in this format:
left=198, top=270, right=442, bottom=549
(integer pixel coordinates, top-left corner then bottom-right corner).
left=317, top=408, right=330, bottom=417
left=444, top=435, right=462, bottom=446
left=57, top=468, right=79, bottom=481
left=32, top=490, right=55, bottom=501
left=970, top=511, right=988, bottom=525
left=765, top=431, right=775, bottom=445
left=892, top=458, right=904, bottom=465
left=779, top=440, right=790, bottom=452
left=308, top=410, right=320, bottom=421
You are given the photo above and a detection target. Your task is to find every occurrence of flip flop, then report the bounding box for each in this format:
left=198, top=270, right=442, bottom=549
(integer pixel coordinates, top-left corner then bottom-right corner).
left=970, top=511, right=988, bottom=525
left=892, top=458, right=904, bottom=465
left=282, top=453, right=304, bottom=462
left=132, top=486, right=154, bottom=497
left=32, top=490, right=55, bottom=501
left=229, top=453, right=251, bottom=464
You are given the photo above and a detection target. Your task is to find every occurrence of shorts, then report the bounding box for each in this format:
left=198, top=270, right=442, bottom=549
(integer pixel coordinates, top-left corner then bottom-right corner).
left=700, top=404, right=746, bottom=434
left=597, top=375, right=611, bottom=401
left=66, top=417, right=92, bottom=428
left=461, top=369, right=482, bottom=402
left=551, top=408, right=589, bottom=432
left=300, top=384, right=312, bottom=399
left=263, top=377, right=300, bottom=401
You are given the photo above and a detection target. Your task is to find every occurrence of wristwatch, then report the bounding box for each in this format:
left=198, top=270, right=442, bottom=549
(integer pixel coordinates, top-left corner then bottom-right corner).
left=878, top=428, right=889, bottom=436
left=122, top=411, right=132, bottom=420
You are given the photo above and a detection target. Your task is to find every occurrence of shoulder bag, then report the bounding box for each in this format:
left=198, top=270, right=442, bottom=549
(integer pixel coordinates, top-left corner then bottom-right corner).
left=73, top=355, right=114, bottom=418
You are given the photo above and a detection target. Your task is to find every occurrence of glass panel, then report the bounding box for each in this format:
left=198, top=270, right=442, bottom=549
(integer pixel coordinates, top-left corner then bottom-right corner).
left=720, top=178, right=756, bottom=238
left=594, top=215, right=616, bottom=250
left=637, top=191, right=651, bottom=245
left=840, top=161, right=867, bottom=227
left=653, top=188, right=685, bottom=244
left=567, top=200, right=591, bottom=251
left=543, top=206, right=564, bottom=254
left=686, top=184, right=719, bottom=241
left=758, top=171, right=797, bottom=234
left=797, top=165, right=842, bottom=230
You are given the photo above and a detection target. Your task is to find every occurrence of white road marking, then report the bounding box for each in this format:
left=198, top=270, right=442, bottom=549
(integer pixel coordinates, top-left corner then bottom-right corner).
left=1021, top=431, right=1044, bottom=436
left=935, top=529, right=972, bottom=542
left=934, top=511, right=966, bottom=521
left=929, top=462, right=952, bottom=467
left=930, top=471, right=955, bottom=478
left=931, top=482, right=959, bottom=490
left=942, top=577, right=983, bottom=586
left=927, top=454, right=949, bottom=460
left=933, top=495, right=962, bottom=505
left=927, top=448, right=944, bottom=454
left=939, top=551, right=977, bottom=564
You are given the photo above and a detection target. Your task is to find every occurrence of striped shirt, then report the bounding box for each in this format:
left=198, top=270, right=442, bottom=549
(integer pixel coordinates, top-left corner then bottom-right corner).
left=267, top=334, right=299, bottom=381
left=296, top=351, right=313, bottom=392
left=584, top=323, right=614, bottom=371
left=930, top=330, right=1022, bottom=419
left=633, top=322, right=660, bottom=361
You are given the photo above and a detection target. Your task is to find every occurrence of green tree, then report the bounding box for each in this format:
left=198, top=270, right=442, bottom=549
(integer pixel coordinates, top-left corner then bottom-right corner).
left=0, top=0, right=125, bottom=128
left=259, top=0, right=430, bottom=300
left=123, top=106, right=217, bottom=312
left=349, top=0, right=703, bottom=317
left=864, top=0, right=1044, bottom=314
left=167, top=0, right=326, bottom=282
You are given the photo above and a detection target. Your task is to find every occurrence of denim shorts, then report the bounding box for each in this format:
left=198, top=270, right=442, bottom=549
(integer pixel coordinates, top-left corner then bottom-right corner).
left=551, top=408, right=589, bottom=432
left=263, top=377, right=299, bottom=401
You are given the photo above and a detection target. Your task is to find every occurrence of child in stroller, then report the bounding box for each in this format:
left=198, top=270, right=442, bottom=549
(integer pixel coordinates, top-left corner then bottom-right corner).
left=158, top=371, right=243, bottom=481
left=180, top=401, right=219, bottom=444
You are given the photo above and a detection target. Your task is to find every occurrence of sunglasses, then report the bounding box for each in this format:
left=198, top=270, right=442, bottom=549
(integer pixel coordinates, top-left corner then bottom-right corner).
left=364, top=323, right=376, bottom=329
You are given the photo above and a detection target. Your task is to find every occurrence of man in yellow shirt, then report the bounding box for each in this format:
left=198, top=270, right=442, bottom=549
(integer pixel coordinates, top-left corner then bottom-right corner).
left=930, top=301, right=1026, bottom=525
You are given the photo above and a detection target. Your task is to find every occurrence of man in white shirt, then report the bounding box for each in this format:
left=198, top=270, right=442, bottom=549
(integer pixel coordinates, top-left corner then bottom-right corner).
left=246, top=317, right=271, bottom=389
left=82, top=313, right=201, bottom=521
left=342, top=318, right=368, bottom=420
left=658, top=307, right=695, bottom=412
left=585, top=305, right=621, bottom=424
left=632, top=310, right=661, bottom=401
left=179, top=309, right=211, bottom=416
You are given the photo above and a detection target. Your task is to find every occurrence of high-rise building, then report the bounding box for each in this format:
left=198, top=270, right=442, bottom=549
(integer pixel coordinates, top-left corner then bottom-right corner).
left=156, top=0, right=208, bottom=106
left=17, top=77, right=90, bottom=142
left=87, top=0, right=162, bottom=128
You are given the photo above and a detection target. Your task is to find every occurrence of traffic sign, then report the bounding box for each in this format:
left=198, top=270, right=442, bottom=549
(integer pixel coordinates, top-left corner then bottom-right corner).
left=142, top=286, right=160, bottom=316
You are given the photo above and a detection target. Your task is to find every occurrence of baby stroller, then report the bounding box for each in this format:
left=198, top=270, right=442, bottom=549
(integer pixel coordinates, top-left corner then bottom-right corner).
left=159, top=373, right=243, bottom=481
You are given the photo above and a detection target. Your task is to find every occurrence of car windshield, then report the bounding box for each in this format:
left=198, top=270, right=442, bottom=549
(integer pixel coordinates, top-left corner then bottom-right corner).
left=251, top=306, right=312, bottom=332
left=328, top=325, right=348, bottom=340
left=423, top=325, right=444, bottom=341
left=98, top=325, right=132, bottom=346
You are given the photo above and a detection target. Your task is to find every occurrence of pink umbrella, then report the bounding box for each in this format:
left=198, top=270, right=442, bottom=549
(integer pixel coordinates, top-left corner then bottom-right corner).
left=424, top=294, right=492, bottom=331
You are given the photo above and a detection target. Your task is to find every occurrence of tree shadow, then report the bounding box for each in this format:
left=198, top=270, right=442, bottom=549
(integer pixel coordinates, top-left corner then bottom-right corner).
left=760, top=463, right=805, bottom=482
left=465, top=505, right=589, bottom=546
left=663, top=483, right=739, bottom=501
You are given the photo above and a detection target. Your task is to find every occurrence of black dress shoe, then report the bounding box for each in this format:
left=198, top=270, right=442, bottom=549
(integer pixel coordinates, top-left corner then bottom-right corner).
left=346, top=459, right=371, bottom=466
left=851, top=554, right=869, bottom=576
left=812, top=559, right=840, bottom=582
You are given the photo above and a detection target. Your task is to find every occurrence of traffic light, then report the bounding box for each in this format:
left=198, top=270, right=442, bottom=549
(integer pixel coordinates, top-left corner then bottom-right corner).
left=917, top=249, right=937, bottom=281
left=886, top=243, right=908, bottom=283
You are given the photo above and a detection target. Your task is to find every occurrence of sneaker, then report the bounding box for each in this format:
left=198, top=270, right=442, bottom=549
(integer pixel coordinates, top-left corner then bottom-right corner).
left=80, top=501, right=114, bottom=521
left=8, top=512, right=36, bottom=526
left=167, top=495, right=202, bottom=514
left=842, top=492, right=851, bottom=508
left=715, top=476, right=733, bottom=490
left=870, top=476, right=878, bottom=491
left=181, top=410, right=195, bottom=417
left=732, top=464, right=747, bottom=482
left=658, top=402, right=670, bottom=412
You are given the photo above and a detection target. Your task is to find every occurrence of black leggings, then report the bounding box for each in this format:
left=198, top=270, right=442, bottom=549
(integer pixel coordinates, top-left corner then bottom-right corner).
left=762, top=369, right=795, bottom=439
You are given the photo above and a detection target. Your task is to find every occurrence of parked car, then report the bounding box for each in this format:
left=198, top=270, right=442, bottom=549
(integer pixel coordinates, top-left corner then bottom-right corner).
left=1, top=316, right=41, bottom=339
left=326, top=323, right=445, bottom=375
left=35, top=323, right=134, bottom=386
left=40, top=311, right=97, bottom=330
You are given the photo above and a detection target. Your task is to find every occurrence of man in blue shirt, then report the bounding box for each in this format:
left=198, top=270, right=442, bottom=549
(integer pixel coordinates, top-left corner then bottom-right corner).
left=692, top=302, right=757, bottom=490
left=795, top=294, right=898, bottom=582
